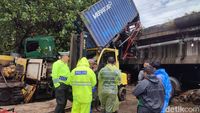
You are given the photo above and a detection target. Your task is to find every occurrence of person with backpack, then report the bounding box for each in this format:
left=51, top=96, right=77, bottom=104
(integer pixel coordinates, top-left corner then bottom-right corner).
left=151, top=61, right=172, bottom=113
left=133, top=65, right=165, bottom=113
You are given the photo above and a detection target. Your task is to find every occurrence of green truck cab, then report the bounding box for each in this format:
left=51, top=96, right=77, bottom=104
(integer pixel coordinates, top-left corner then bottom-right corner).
left=24, top=35, right=57, bottom=60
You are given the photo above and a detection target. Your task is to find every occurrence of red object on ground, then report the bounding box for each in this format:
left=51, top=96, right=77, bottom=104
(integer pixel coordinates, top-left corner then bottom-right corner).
left=0, top=108, right=16, bottom=113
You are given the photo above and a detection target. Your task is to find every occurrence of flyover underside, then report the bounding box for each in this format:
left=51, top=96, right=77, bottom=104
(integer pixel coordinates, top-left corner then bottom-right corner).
left=120, top=13, right=200, bottom=89
left=123, top=20, right=200, bottom=65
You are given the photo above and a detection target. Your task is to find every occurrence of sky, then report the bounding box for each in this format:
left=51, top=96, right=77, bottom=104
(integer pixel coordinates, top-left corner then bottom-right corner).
left=133, top=0, right=200, bottom=27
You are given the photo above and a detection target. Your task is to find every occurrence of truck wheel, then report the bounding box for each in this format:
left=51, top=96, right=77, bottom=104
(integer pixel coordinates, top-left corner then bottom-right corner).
left=0, top=90, right=11, bottom=101
left=118, top=86, right=126, bottom=101
left=169, top=77, right=181, bottom=97
left=0, top=90, right=11, bottom=105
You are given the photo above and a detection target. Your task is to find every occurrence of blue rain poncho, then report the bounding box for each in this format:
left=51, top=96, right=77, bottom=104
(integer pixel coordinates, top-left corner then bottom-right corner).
left=154, top=69, right=172, bottom=113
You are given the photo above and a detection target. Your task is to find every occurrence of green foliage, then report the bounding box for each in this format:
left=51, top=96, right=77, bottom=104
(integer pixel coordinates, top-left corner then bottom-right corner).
left=0, top=0, right=98, bottom=54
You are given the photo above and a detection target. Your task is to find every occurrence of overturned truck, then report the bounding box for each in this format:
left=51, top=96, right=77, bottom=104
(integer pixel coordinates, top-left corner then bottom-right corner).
left=0, top=36, right=57, bottom=106
left=0, top=55, right=24, bottom=105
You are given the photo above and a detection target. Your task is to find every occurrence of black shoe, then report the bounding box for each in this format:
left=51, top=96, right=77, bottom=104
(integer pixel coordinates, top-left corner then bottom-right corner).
left=101, top=109, right=106, bottom=113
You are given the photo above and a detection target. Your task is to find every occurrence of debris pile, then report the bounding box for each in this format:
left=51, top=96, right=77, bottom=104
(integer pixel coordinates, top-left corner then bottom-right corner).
left=172, top=89, right=200, bottom=105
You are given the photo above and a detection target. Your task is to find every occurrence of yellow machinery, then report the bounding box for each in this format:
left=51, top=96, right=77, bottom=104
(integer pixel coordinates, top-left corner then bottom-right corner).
left=0, top=55, right=26, bottom=79
left=87, top=48, right=128, bottom=101
left=0, top=55, right=41, bottom=105
left=96, top=48, right=127, bottom=85
left=70, top=35, right=128, bottom=101
left=0, top=55, right=25, bottom=105
left=0, top=55, right=14, bottom=65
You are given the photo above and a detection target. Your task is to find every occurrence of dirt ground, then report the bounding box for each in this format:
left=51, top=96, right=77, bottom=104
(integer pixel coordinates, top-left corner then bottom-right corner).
left=91, top=85, right=137, bottom=113
left=2, top=85, right=199, bottom=113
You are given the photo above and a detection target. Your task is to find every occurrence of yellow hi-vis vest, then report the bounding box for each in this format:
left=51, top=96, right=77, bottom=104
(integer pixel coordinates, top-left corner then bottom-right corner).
left=68, top=57, right=97, bottom=103
left=51, top=60, right=70, bottom=88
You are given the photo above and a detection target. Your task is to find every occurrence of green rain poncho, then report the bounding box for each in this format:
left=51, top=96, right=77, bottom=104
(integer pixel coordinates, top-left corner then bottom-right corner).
left=98, top=64, right=121, bottom=113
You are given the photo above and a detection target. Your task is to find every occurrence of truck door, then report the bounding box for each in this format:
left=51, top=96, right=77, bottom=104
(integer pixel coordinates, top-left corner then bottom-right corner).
left=97, top=48, right=119, bottom=71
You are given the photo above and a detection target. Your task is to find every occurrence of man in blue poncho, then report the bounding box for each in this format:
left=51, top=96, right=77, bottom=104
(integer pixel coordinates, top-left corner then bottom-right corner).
left=151, top=61, right=172, bottom=113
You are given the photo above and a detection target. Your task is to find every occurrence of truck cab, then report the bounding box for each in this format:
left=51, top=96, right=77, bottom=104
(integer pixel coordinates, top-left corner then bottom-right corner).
left=24, top=35, right=57, bottom=61
left=70, top=34, right=128, bottom=102
left=96, top=48, right=128, bottom=101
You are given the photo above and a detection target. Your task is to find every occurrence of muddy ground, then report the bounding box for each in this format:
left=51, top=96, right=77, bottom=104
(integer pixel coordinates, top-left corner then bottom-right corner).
left=2, top=85, right=199, bottom=113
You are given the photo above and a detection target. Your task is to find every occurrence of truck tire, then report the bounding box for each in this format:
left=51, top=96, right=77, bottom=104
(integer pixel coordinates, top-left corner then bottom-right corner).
left=0, top=90, right=11, bottom=104
left=169, top=77, right=181, bottom=97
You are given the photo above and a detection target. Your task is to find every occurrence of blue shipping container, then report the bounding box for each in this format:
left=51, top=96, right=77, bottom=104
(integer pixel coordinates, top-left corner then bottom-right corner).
left=81, top=0, right=139, bottom=47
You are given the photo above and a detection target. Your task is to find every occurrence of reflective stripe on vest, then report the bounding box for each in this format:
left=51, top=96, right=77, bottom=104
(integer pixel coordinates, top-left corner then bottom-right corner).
left=53, top=76, right=67, bottom=84
left=71, top=81, right=92, bottom=86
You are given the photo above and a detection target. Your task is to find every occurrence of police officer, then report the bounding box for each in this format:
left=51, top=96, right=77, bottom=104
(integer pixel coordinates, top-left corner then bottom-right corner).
left=98, top=57, right=121, bottom=113
left=51, top=51, right=71, bottom=113
left=68, top=57, right=96, bottom=113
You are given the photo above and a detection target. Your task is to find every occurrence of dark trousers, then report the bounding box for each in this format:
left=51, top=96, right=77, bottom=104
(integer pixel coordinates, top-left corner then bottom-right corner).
left=101, top=110, right=118, bottom=113
left=55, top=83, right=72, bottom=113
left=137, top=106, right=160, bottom=113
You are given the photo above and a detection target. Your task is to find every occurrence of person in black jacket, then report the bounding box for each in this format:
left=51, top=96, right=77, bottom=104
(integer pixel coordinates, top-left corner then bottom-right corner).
left=133, top=65, right=165, bottom=113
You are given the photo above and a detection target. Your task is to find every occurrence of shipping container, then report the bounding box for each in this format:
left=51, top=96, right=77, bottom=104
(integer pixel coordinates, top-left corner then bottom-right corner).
left=81, top=0, right=139, bottom=47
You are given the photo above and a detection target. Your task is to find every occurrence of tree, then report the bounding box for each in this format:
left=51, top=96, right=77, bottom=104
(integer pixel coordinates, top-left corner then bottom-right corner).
left=0, top=0, right=98, bottom=54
